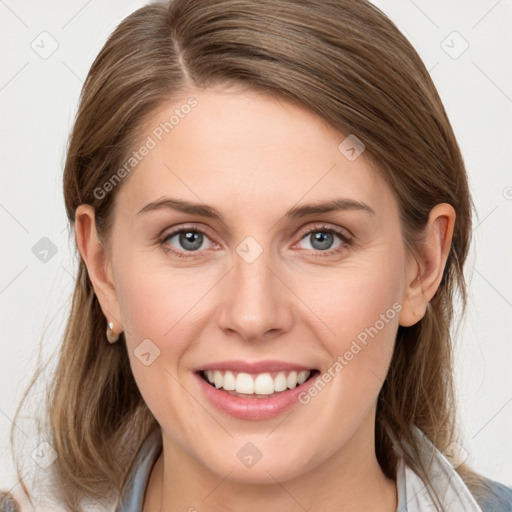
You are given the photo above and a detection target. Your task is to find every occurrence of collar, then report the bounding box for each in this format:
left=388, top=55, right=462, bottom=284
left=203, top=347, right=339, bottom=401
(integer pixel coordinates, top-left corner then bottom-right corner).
left=395, top=428, right=482, bottom=511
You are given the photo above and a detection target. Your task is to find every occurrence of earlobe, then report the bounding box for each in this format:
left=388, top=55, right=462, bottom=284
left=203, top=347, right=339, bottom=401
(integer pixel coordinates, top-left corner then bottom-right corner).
left=399, top=203, right=456, bottom=327
left=74, top=204, right=123, bottom=334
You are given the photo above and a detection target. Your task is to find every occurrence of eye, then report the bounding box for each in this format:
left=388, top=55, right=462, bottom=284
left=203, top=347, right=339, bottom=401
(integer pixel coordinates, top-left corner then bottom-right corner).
left=160, top=226, right=215, bottom=258
left=295, top=225, right=353, bottom=256
left=159, top=223, right=353, bottom=259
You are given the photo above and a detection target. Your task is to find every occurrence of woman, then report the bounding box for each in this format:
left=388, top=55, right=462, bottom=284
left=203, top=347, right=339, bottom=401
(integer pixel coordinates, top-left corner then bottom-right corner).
left=6, top=0, right=512, bottom=511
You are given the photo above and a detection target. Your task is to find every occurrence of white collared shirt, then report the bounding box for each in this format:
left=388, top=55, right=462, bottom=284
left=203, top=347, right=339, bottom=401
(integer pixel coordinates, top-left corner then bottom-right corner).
left=115, top=427, right=485, bottom=512
left=17, top=427, right=508, bottom=511
left=395, top=429, right=482, bottom=511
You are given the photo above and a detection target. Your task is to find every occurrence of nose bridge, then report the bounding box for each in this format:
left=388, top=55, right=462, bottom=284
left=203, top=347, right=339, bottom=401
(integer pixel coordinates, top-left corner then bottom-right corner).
left=218, top=238, right=293, bottom=341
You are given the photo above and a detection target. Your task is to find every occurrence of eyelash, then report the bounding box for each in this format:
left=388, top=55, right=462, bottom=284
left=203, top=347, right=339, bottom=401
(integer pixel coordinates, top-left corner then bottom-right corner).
left=159, top=224, right=353, bottom=260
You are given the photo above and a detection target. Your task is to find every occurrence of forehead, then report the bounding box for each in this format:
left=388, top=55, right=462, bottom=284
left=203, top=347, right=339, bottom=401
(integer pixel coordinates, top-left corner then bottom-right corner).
left=115, top=87, right=398, bottom=222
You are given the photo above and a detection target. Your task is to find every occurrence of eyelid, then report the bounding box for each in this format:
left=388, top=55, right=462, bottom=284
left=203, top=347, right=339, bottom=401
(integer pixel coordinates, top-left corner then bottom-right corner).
left=159, top=223, right=215, bottom=241
left=295, top=222, right=354, bottom=241
left=159, top=224, right=218, bottom=254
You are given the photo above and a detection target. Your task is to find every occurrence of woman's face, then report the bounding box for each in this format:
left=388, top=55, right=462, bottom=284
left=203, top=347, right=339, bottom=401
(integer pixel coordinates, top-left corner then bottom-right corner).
left=105, top=87, right=415, bottom=482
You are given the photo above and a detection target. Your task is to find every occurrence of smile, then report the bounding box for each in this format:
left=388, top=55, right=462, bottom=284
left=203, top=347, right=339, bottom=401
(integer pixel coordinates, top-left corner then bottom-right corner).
left=193, top=361, right=321, bottom=420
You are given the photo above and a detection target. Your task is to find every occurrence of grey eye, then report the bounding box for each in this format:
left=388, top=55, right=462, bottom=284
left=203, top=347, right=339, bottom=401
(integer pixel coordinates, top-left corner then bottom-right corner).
left=298, top=230, right=344, bottom=251
left=165, top=230, right=212, bottom=252
left=309, top=232, right=334, bottom=250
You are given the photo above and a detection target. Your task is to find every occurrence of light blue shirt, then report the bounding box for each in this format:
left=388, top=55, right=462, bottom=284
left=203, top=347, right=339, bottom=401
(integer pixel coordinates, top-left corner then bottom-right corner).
left=115, top=428, right=512, bottom=512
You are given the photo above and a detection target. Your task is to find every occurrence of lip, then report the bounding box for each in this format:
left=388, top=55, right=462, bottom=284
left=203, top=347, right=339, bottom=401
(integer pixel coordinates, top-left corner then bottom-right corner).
left=194, top=369, right=320, bottom=421
left=194, top=359, right=315, bottom=374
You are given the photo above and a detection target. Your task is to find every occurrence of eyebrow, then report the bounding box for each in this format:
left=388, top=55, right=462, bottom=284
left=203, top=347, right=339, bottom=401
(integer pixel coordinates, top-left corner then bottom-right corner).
left=136, top=197, right=375, bottom=220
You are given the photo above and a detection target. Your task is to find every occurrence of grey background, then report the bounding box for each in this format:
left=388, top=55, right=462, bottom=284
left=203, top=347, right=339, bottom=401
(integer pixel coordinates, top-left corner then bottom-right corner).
left=1, top=0, right=511, bottom=497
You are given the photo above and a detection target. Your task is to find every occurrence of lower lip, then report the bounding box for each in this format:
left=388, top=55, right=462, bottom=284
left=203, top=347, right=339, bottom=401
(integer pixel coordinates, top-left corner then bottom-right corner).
left=194, top=371, right=319, bottom=421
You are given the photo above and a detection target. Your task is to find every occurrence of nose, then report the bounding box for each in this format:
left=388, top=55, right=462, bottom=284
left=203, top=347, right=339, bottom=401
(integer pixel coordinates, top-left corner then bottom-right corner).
left=217, top=245, right=294, bottom=343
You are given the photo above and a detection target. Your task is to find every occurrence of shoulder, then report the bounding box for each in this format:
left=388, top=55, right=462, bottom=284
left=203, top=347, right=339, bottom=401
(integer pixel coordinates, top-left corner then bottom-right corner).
left=0, top=492, right=21, bottom=512
left=2, top=429, right=161, bottom=512
left=474, top=477, right=512, bottom=512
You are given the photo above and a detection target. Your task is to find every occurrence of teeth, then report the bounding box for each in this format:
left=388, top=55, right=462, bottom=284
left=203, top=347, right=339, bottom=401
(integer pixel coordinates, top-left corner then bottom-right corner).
left=203, top=369, right=312, bottom=395
left=274, top=372, right=288, bottom=392
left=286, top=371, right=297, bottom=388
left=236, top=372, right=254, bottom=394
left=214, top=370, right=223, bottom=389
left=297, top=370, right=309, bottom=385
left=254, top=373, right=273, bottom=395
left=222, top=371, right=236, bottom=391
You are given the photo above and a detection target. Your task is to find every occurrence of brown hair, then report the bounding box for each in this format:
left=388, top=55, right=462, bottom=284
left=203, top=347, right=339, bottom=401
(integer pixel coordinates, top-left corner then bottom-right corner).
left=11, top=0, right=483, bottom=509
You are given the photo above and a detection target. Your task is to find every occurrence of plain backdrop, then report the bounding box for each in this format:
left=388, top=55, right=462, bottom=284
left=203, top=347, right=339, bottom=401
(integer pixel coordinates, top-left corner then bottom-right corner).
left=1, top=0, right=511, bottom=499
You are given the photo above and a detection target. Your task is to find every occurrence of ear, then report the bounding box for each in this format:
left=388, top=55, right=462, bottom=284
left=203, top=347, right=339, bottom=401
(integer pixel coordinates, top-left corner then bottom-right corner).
left=74, top=204, right=123, bottom=337
left=399, top=203, right=456, bottom=327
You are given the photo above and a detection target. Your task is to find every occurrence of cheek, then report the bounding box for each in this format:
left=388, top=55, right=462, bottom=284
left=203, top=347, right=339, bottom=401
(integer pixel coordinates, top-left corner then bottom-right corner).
left=294, top=257, right=404, bottom=346
left=114, top=262, right=205, bottom=432
left=114, top=249, right=213, bottom=348
left=291, top=250, right=405, bottom=401
left=112, top=251, right=224, bottom=408
left=287, top=260, right=403, bottom=449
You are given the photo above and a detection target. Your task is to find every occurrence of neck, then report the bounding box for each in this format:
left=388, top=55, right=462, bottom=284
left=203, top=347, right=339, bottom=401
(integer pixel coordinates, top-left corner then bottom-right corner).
left=144, top=423, right=397, bottom=512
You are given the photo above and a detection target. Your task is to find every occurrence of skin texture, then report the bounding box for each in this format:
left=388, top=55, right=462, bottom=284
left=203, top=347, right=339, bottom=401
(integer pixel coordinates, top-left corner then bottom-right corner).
left=75, top=87, right=455, bottom=512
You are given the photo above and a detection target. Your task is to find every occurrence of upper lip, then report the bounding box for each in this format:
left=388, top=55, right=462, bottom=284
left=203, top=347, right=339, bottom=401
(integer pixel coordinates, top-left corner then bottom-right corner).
left=194, top=359, right=317, bottom=374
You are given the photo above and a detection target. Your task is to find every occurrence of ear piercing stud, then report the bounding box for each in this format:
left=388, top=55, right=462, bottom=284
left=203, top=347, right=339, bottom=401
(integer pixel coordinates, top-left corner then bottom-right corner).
left=106, top=321, right=120, bottom=343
